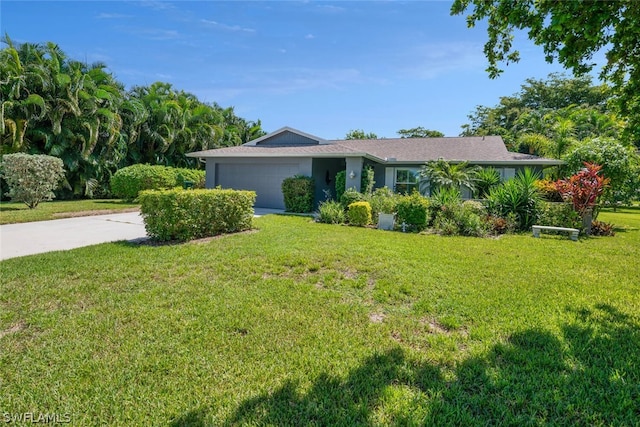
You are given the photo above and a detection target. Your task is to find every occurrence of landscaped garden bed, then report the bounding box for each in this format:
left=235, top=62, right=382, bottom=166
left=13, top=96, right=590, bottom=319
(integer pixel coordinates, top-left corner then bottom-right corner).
left=1, top=208, right=638, bottom=424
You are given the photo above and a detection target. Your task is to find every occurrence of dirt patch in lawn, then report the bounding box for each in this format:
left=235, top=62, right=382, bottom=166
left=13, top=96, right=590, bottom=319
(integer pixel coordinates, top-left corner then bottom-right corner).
left=136, top=229, right=259, bottom=246
left=0, top=320, right=27, bottom=339
left=53, top=208, right=140, bottom=218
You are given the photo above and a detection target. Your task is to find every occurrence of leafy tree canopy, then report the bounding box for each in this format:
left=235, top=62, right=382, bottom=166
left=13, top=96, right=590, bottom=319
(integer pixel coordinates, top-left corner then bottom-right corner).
left=397, top=127, right=444, bottom=138
left=451, top=0, right=640, bottom=145
left=460, top=73, right=625, bottom=156
left=345, top=129, right=378, bottom=140
left=0, top=35, right=265, bottom=198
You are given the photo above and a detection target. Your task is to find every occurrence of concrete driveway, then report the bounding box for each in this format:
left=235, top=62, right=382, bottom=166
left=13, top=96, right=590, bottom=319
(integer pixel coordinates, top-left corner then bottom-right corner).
left=0, top=208, right=283, bottom=261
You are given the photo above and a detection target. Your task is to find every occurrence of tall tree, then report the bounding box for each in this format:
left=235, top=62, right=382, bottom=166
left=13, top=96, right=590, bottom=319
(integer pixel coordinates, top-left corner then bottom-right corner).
left=460, top=74, right=622, bottom=154
left=451, top=0, right=640, bottom=146
left=1, top=36, right=265, bottom=197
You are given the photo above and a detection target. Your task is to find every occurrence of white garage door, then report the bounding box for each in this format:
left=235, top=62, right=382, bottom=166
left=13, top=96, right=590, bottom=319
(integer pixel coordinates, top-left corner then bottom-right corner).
left=217, top=163, right=300, bottom=209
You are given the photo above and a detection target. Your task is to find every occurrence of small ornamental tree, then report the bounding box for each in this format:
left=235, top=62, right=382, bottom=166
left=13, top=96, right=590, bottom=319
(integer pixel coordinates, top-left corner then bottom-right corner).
left=1, top=153, right=65, bottom=208
left=555, top=163, right=610, bottom=234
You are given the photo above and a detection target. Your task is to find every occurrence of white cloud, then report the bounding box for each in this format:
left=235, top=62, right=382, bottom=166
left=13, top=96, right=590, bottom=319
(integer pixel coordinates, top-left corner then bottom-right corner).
left=200, top=19, right=256, bottom=33
left=138, top=1, right=176, bottom=11
left=206, top=67, right=385, bottom=100
left=96, top=13, right=133, bottom=19
left=315, top=4, right=346, bottom=14
left=305, top=34, right=315, bottom=40
left=119, top=26, right=181, bottom=41
left=397, top=41, right=487, bottom=79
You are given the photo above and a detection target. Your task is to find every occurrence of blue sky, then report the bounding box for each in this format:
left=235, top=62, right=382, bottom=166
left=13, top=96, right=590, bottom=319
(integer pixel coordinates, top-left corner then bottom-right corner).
left=2, top=1, right=581, bottom=139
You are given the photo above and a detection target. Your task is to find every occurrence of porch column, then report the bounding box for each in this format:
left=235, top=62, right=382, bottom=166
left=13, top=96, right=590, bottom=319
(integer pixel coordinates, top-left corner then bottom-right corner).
left=345, top=157, right=363, bottom=192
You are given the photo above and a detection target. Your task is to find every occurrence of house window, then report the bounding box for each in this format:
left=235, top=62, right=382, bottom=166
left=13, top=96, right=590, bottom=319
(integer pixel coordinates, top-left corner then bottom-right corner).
left=394, top=168, right=420, bottom=194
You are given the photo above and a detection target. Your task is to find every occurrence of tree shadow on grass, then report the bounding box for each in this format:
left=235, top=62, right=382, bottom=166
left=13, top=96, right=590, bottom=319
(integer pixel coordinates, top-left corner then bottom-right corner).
left=171, top=304, right=640, bottom=426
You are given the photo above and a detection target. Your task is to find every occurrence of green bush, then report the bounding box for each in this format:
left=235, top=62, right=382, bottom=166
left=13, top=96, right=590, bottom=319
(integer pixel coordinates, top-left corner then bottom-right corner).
left=369, top=186, right=398, bottom=224
left=340, top=188, right=365, bottom=209
left=139, top=188, right=256, bottom=241
left=361, top=166, right=375, bottom=195
left=474, top=167, right=501, bottom=198
left=538, top=202, right=581, bottom=229
left=111, top=164, right=182, bottom=200
left=433, top=201, right=487, bottom=237
left=281, top=175, right=315, bottom=213
left=335, top=170, right=346, bottom=202
left=347, top=201, right=372, bottom=226
left=175, top=168, right=206, bottom=189
left=590, top=220, right=616, bottom=236
left=486, top=168, right=542, bottom=231
left=1, top=153, right=65, bottom=208
left=317, top=200, right=346, bottom=224
left=483, top=214, right=517, bottom=235
left=429, top=187, right=462, bottom=224
left=396, top=192, right=430, bottom=231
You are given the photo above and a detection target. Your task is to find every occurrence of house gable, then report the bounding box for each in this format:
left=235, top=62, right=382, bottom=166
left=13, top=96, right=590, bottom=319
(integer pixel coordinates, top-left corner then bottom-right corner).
left=244, top=126, right=329, bottom=147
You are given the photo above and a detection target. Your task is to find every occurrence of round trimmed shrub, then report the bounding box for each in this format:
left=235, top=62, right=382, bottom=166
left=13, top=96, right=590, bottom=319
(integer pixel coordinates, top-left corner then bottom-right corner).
left=347, top=201, right=372, bottom=226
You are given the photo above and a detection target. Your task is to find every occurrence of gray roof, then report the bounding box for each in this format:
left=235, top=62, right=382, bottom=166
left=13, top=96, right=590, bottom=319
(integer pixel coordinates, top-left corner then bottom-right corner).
left=187, top=127, right=563, bottom=166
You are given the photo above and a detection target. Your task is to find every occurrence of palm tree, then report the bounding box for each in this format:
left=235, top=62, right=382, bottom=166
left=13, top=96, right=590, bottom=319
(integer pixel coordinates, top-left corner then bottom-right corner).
left=517, top=133, right=551, bottom=156
left=0, top=37, right=48, bottom=153
left=419, top=159, right=479, bottom=196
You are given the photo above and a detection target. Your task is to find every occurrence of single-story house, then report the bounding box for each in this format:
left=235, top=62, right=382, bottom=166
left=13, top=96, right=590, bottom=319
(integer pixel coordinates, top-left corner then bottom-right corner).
left=187, top=126, right=562, bottom=209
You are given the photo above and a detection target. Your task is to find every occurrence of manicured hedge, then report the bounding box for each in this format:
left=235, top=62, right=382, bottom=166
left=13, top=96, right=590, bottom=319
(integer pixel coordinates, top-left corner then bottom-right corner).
left=139, top=188, right=256, bottom=241
left=111, top=164, right=205, bottom=200
left=282, top=175, right=315, bottom=213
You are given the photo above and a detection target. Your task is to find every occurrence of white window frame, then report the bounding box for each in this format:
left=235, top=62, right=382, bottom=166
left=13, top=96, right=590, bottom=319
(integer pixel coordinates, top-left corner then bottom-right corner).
left=394, top=167, right=420, bottom=194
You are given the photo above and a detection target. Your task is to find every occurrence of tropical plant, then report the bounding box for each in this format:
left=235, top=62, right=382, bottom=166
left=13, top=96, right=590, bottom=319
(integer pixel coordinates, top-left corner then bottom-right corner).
left=0, top=36, right=265, bottom=199
left=474, top=167, right=501, bottom=199
left=433, top=200, right=487, bottom=237
left=317, top=200, right=346, bottom=224
left=429, top=186, right=462, bottom=222
left=451, top=0, right=640, bottom=147
left=563, top=138, right=639, bottom=206
left=555, top=163, right=610, bottom=223
left=419, top=159, right=479, bottom=195
left=486, top=168, right=542, bottom=231
left=535, top=178, right=563, bottom=202
left=459, top=73, right=622, bottom=151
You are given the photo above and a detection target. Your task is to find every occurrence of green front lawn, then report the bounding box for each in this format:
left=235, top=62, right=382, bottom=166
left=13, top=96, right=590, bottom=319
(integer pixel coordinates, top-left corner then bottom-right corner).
left=0, top=199, right=140, bottom=224
left=1, top=209, right=638, bottom=425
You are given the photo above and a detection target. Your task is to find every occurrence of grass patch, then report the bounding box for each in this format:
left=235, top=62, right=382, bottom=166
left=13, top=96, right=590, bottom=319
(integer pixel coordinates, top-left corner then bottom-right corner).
left=0, top=209, right=638, bottom=424
left=0, top=199, right=140, bottom=224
